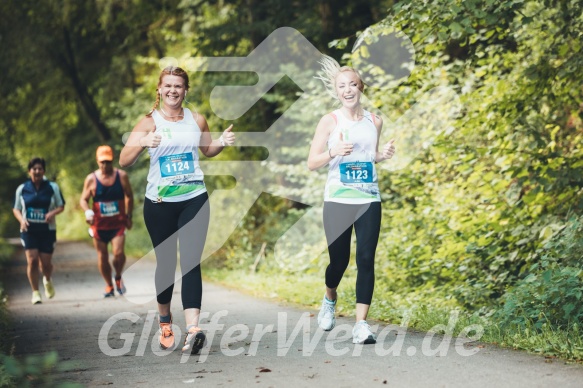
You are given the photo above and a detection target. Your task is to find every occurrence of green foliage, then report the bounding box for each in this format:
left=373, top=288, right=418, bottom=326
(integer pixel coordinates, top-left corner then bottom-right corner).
left=0, top=240, right=14, bottom=267
left=2, top=0, right=583, bottom=363
left=0, top=131, right=27, bottom=237
left=500, top=265, right=583, bottom=327
left=0, top=243, right=15, bottom=388
left=204, top=0, right=583, bottom=361
left=205, top=193, right=311, bottom=271
left=355, top=0, right=583, bottom=311
left=498, top=216, right=583, bottom=328
left=0, top=240, right=14, bottom=355
left=496, top=321, right=583, bottom=360
left=0, top=352, right=82, bottom=388
left=199, top=2, right=583, bottom=358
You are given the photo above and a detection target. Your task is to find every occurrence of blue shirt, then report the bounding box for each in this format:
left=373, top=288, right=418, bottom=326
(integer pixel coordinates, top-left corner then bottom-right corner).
left=14, top=179, right=65, bottom=232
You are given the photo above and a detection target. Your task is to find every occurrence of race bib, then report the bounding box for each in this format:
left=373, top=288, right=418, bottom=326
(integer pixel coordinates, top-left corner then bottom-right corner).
left=159, top=153, right=195, bottom=178
left=26, top=208, right=47, bottom=223
left=340, top=162, right=373, bottom=184
left=99, top=201, right=120, bottom=217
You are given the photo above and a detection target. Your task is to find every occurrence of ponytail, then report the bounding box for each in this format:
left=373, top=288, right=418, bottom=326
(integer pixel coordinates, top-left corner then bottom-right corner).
left=146, top=91, right=160, bottom=117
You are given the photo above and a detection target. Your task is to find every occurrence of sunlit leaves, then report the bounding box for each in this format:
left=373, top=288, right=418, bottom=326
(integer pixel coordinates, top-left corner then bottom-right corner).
left=368, top=0, right=583, bottom=315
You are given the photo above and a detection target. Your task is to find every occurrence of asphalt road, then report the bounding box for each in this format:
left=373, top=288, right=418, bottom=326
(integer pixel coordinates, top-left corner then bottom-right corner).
left=4, top=241, right=583, bottom=387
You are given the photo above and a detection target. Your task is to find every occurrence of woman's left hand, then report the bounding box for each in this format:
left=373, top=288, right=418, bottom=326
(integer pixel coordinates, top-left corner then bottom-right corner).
left=221, top=125, right=235, bottom=146
left=382, top=139, right=396, bottom=160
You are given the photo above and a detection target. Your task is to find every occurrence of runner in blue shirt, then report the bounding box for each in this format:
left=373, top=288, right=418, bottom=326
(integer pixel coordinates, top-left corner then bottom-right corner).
left=12, top=157, right=65, bottom=304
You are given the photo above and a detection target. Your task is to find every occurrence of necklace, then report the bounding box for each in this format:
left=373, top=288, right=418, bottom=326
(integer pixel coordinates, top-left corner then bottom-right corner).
left=160, top=107, right=184, bottom=118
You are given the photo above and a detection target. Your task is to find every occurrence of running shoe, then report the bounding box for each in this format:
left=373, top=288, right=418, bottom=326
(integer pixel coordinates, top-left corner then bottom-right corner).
left=317, top=295, right=336, bottom=331
left=352, top=320, right=377, bottom=344
left=103, top=286, right=115, bottom=298
left=31, top=290, right=42, bottom=305
left=159, top=321, right=175, bottom=350
left=43, top=276, right=55, bottom=299
left=115, top=278, right=126, bottom=295
left=181, top=326, right=206, bottom=354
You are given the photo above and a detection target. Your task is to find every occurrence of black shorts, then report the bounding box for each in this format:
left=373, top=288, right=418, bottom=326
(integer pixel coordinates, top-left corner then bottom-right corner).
left=20, top=230, right=57, bottom=254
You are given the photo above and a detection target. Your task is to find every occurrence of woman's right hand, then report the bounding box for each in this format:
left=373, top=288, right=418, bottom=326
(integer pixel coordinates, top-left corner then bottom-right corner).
left=20, top=219, right=29, bottom=232
left=330, top=132, right=353, bottom=157
left=120, top=116, right=156, bottom=167
left=139, top=131, right=162, bottom=149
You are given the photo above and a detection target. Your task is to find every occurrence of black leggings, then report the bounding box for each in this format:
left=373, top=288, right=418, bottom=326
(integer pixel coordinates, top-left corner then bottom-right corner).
left=143, top=192, right=209, bottom=309
left=323, top=201, right=381, bottom=305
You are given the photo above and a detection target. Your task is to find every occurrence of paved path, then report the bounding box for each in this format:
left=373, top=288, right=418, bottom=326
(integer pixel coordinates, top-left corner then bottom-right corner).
left=4, top=241, right=583, bottom=387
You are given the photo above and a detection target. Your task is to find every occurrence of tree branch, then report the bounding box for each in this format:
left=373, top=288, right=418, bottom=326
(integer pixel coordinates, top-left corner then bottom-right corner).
left=57, top=26, right=111, bottom=141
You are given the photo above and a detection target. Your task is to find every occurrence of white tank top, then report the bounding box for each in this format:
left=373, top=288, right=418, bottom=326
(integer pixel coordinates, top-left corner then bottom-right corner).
left=324, top=109, right=381, bottom=204
left=145, top=108, right=207, bottom=202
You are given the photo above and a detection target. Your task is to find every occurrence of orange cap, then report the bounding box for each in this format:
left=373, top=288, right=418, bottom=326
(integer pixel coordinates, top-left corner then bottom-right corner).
left=96, top=145, right=114, bottom=162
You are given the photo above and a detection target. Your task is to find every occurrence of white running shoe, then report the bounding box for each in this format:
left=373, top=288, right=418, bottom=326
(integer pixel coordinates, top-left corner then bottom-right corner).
left=352, top=320, right=377, bottom=344
left=31, top=290, right=42, bottom=305
left=43, top=276, right=55, bottom=299
left=317, top=296, right=336, bottom=331
left=182, top=326, right=206, bottom=354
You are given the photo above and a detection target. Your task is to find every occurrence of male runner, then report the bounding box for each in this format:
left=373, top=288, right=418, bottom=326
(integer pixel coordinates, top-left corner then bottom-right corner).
left=80, top=145, right=134, bottom=297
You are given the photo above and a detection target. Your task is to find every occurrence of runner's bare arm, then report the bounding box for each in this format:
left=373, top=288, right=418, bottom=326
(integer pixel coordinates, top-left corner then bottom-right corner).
left=198, top=114, right=235, bottom=157
left=80, top=175, right=96, bottom=225
left=12, top=208, right=28, bottom=231
left=119, top=170, right=134, bottom=229
left=79, top=175, right=95, bottom=212
left=45, top=205, right=64, bottom=223
left=120, top=116, right=158, bottom=167
left=373, top=115, right=384, bottom=162
left=372, top=115, right=395, bottom=162
left=308, top=114, right=336, bottom=171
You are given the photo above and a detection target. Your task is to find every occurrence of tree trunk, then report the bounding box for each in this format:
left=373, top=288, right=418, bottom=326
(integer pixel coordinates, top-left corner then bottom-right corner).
left=56, top=27, right=111, bottom=142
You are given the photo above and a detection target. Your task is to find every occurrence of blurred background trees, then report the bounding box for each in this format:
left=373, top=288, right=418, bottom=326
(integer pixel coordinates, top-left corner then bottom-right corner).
left=1, top=0, right=583, bottom=337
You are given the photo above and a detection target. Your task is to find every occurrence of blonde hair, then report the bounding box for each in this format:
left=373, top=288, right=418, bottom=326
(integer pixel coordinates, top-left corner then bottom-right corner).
left=315, top=55, right=364, bottom=100
left=146, top=66, right=190, bottom=117
left=146, top=92, right=161, bottom=117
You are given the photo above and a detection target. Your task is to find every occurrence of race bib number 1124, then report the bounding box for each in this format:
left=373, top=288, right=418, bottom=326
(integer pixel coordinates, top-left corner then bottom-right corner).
left=159, top=153, right=195, bottom=178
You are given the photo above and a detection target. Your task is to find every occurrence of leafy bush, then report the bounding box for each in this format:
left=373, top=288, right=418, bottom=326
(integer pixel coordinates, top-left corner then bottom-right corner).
left=0, top=352, right=81, bottom=388
left=498, top=216, right=583, bottom=328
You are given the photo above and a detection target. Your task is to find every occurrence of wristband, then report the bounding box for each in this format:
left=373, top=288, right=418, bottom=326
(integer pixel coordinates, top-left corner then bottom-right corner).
left=85, top=209, right=95, bottom=220
left=219, top=135, right=226, bottom=147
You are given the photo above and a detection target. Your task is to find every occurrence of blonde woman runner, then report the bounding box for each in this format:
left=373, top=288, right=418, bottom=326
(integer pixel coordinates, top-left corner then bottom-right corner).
left=308, top=56, right=395, bottom=344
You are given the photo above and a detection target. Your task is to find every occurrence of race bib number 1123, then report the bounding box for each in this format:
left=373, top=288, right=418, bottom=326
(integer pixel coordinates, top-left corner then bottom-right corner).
left=340, top=162, right=373, bottom=184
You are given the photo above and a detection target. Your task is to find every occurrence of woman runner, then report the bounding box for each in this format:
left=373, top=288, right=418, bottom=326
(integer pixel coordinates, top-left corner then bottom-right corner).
left=308, top=56, right=395, bottom=344
left=120, top=66, right=235, bottom=354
